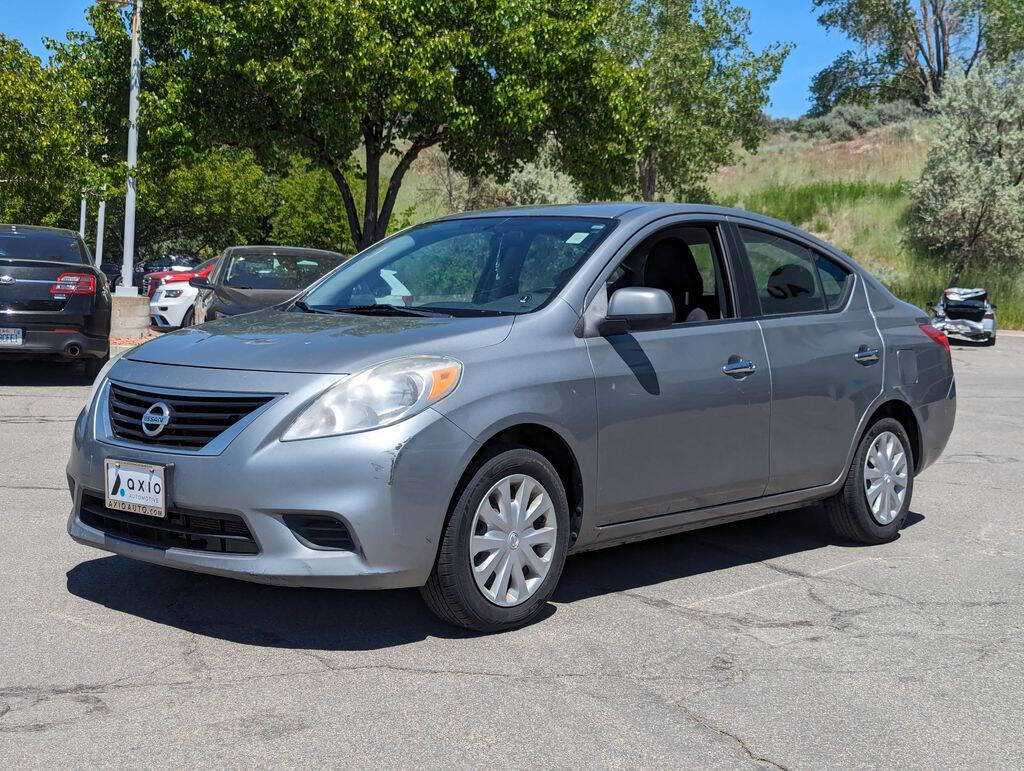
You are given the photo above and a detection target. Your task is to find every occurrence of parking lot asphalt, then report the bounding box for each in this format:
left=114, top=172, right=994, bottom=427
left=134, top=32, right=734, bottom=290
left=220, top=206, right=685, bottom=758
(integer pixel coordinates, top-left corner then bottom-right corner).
left=1, top=336, right=1022, bottom=768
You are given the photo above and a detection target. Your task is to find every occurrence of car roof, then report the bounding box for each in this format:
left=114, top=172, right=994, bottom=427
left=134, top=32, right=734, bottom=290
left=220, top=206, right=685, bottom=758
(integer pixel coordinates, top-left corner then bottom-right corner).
left=226, top=245, right=345, bottom=258
left=435, top=202, right=813, bottom=233
left=0, top=223, right=80, bottom=237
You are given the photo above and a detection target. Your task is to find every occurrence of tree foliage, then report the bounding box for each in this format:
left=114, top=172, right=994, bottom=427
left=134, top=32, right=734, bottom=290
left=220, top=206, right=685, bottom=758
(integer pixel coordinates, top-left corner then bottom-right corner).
left=575, top=0, right=789, bottom=202
left=810, top=0, right=1019, bottom=107
left=140, top=0, right=633, bottom=249
left=908, top=61, right=1024, bottom=279
left=0, top=35, right=94, bottom=225
left=270, top=158, right=358, bottom=254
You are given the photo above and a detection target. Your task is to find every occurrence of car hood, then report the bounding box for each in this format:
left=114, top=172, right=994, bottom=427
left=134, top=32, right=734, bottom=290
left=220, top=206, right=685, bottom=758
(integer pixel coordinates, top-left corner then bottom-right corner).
left=125, top=308, right=516, bottom=374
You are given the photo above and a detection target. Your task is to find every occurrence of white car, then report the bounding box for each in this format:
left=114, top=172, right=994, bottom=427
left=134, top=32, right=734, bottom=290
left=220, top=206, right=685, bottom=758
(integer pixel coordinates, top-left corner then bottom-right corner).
left=930, top=287, right=997, bottom=345
left=149, top=257, right=217, bottom=329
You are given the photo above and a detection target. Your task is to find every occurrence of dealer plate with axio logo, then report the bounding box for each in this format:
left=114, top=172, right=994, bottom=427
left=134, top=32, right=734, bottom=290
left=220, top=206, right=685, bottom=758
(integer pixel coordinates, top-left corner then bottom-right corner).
left=104, top=459, right=167, bottom=518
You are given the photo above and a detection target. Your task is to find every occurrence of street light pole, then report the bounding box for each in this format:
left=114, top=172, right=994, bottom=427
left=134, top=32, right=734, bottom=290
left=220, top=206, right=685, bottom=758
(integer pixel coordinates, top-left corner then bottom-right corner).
left=116, top=0, right=142, bottom=295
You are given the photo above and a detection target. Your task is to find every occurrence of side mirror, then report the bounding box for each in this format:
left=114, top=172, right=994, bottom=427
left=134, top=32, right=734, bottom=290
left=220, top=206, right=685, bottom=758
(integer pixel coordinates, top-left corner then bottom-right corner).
left=189, top=276, right=213, bottom=290
left=600, top=287, right=676, bottom=335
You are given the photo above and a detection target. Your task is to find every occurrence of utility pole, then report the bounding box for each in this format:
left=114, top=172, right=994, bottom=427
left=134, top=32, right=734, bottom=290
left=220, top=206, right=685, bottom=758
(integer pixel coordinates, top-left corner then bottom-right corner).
left=101, top=0, right=143, bottom=295
left=95, top=190, right=107, bottom=267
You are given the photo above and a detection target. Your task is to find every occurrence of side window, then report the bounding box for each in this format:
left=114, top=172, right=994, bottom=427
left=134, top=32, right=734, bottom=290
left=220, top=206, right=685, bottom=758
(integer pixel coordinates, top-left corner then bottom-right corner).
left=815, top=253, right=852, bottom=309
left=606, top=223, right=732, bottom=323
left=738, top=227, right=826, bottom=315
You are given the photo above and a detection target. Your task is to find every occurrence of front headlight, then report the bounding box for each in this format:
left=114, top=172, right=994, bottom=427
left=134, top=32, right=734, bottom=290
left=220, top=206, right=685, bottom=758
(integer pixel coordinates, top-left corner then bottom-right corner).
left=281, top=355, right=462, bottom=441
left=162, top=289, right=184, bottom=299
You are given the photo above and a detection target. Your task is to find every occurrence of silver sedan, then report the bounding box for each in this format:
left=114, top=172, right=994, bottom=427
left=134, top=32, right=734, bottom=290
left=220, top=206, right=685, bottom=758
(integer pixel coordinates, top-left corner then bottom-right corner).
left=67, top=204, right=956, bottom=631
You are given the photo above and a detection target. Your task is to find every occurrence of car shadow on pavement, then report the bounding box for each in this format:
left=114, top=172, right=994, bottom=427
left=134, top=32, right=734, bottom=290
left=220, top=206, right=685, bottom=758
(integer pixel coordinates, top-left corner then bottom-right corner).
left=65, top=505, right=923, bottom=650
left=556, top=505, right=924, bottom=603
left=0, top=361, right=95, bottom=386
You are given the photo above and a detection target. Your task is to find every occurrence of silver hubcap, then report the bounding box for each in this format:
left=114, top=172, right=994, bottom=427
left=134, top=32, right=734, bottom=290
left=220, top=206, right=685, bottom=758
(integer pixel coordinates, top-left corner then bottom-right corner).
left=470, top=474, right=557, bottom=607
left=863, top=431, right=909, bottom=525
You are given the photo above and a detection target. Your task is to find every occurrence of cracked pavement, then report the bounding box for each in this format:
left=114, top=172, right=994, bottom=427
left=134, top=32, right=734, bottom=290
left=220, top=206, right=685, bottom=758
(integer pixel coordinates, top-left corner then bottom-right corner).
left=1, top=337, right=1023, bottom=767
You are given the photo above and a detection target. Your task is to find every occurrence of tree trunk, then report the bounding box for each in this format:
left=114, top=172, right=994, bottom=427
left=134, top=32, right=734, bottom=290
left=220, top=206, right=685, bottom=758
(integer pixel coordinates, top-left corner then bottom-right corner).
left=639, top=150, right=657, bottom=202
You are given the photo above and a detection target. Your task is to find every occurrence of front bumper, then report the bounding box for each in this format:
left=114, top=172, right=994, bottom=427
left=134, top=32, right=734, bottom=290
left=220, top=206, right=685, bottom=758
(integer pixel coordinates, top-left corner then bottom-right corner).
left=150, top=293, right=192, bottom=328
left=66, top=359, right=479, bottom=589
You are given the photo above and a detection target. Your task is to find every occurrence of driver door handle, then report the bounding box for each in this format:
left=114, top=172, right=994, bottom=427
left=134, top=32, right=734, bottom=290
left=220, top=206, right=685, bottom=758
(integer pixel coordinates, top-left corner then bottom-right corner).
left=722, top=358, right=756, bottom=378
left=854, top=346, right=881, bottom=365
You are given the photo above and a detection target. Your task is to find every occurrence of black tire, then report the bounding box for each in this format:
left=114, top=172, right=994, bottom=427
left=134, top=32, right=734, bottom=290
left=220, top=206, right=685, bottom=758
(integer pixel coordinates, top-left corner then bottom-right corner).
left=180, top=307, right=195, bottom=328
left=825, top=417, right=914, bottom=544
left=985, top=334, right=996, bottom=346
left=82, top=354, right=109, bottom=381
left=420, top=447, right=570, bottom=632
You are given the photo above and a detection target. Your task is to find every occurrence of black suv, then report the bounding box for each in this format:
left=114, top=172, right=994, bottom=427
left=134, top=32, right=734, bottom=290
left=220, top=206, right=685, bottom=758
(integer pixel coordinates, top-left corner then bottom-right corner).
left=0, top=225, right=111, bottom=376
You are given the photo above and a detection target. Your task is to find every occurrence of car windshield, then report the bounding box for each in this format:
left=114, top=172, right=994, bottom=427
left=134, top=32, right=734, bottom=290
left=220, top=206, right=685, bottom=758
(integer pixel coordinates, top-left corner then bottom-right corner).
left=299, top=216, right=614, bottom=316
left=0, top=230, right=85, bottom=264
left=224, top=251, right=345, bottom=290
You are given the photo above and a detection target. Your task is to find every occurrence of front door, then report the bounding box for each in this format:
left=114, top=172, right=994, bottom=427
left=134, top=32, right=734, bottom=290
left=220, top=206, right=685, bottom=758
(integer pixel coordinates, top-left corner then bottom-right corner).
left=584, top=222, right=771, bottom=527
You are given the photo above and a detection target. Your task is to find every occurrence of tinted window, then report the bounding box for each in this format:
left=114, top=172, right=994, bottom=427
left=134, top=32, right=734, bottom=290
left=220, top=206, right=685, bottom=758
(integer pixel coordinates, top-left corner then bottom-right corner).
left=815, top=253, right=852, bottom=309
left=225, top=251, right=345, bottom=290
left=739, top=227, right=825, bottom=315
left=0, top=230, right=85, bottom=264
left=302, top=217, right=613, bottom=315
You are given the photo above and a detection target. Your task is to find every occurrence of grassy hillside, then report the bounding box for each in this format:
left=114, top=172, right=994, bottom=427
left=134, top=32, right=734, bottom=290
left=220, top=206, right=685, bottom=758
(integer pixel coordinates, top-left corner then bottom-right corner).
left=711, top=122, right=1023, bottom=328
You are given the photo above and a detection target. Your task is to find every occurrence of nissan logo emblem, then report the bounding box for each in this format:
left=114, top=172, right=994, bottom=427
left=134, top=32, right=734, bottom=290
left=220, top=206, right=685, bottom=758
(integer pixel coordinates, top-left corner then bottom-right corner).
left=141, top=402, right=171, bottom=437
left=0, top=275, right=15, bottom=286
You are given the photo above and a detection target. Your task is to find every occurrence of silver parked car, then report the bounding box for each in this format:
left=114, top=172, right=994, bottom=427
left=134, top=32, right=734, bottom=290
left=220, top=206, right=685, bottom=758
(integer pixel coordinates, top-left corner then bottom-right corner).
left=929, top=287, right=997, bottom=345
left=67, top=204, right=956, bottom=631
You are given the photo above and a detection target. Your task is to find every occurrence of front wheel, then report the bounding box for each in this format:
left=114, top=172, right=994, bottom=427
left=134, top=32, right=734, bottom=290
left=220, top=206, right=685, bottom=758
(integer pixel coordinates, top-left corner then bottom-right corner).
left=825, top=417, right=914, bottom=544
left=421, top=447, right=570, bottom=632
left=180, top=307, right=195, bottom=328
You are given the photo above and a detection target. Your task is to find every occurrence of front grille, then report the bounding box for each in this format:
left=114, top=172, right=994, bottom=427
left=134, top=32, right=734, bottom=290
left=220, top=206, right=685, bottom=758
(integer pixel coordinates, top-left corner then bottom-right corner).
left=282, top=514, right=356, bottom=550
left=108, top=383, right=273, bottom=450
left=80, top=493, right=259, bottom=554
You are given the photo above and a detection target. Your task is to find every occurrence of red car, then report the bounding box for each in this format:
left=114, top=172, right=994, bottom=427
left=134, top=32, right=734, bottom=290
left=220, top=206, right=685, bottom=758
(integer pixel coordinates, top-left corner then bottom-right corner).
left=144, top=257, right=217, bottom=298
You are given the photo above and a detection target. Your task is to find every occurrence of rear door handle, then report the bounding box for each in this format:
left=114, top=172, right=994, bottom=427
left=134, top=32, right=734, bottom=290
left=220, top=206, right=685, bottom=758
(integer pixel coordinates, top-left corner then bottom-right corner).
left=722, top=358, right=756, bottom=378
left=854, top=346, right=881, bottom=365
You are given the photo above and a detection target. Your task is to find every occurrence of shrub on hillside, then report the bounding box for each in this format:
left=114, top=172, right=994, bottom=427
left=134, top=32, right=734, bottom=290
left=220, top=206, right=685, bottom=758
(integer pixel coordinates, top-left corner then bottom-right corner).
left=797, top=100, right=923, bottom=141
left=908, top=62, right=1024, bottom=280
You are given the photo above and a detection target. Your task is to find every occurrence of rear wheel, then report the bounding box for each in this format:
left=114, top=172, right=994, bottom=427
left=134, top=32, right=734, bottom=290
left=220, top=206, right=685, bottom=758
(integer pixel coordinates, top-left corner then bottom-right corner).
left=825, top=417, right=914, bottom=544
left=421, top=447, right=569, bottom=632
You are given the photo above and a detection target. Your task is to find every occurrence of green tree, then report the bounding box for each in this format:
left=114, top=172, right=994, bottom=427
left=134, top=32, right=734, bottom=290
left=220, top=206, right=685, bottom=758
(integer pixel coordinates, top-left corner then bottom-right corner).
left=811, top=1, right=1002, bottom=104
left=140, top=0, right=634, bottom=249
left=574, top=0, right=789, bottom=202
left=0, top=35, right=95, bottom=225
left=270, top=158, right=357, bottom=253
left=908, top=61, right=1024, bottom=283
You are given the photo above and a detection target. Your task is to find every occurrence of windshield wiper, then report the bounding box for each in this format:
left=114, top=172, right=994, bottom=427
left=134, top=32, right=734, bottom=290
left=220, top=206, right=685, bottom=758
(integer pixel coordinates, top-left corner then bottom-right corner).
left=292, top=300, right=332, bottom=314
left=328, top=303, right=453, bottom=318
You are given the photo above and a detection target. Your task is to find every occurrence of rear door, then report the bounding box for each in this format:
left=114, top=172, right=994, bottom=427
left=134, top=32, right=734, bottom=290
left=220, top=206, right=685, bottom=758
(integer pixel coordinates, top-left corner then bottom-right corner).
left=731, top=222, right=884, bottom=494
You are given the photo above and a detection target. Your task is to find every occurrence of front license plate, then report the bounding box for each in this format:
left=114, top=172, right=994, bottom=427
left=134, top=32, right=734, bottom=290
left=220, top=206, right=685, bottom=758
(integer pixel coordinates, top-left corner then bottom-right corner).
left=104, top=459, right=167, bottom=518
left=0, top=327, right=22, bottom=346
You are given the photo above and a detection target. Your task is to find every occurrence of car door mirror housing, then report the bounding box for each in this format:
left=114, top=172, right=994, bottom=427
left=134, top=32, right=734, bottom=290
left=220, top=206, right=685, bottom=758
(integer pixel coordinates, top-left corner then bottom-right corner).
left=600, top=287, right=676, bottom=334
left=189, top=276, right=213, bottom=290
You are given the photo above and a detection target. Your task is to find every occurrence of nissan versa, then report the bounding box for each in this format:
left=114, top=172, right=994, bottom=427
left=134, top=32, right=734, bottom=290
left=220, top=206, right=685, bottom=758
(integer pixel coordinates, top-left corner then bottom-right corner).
left=66, top=204, right=956, bottom=631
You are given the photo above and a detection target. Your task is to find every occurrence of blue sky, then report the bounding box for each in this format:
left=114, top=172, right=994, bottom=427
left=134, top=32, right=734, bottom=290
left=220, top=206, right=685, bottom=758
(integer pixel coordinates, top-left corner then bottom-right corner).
left=4, top=0, right=852, bottom=117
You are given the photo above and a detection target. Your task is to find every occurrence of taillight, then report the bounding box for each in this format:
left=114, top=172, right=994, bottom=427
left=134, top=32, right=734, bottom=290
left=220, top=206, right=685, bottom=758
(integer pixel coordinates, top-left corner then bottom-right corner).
left=402, top=295, right=413, bottom=304
left=984, top=312, right=994, bottom=319
left=51, top=272, right=97, bottom=295
left=920, top=323, right=950, bottom=355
